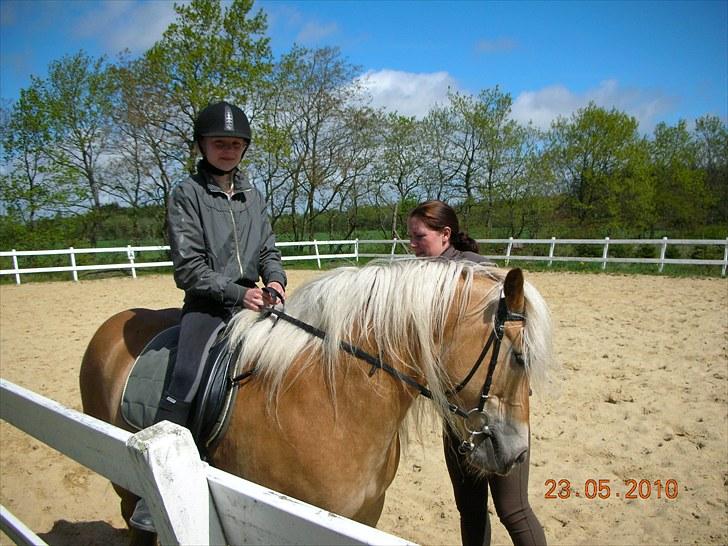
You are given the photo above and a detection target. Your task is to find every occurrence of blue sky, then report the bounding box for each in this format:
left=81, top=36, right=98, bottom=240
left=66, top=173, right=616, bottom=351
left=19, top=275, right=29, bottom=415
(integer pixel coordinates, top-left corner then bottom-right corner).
left=1, top=0, right=726, bottom=132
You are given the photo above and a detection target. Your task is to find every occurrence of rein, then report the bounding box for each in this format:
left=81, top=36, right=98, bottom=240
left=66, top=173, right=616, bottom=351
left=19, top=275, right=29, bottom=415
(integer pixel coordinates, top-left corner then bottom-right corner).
left=237, top=305, right=469, bottom=419
left=230, top=286, right=526, bottom=451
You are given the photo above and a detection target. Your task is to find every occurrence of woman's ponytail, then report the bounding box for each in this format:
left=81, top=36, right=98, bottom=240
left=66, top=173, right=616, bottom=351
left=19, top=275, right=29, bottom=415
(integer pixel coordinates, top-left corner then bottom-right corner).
left=452, top=231, right=479, bottom=253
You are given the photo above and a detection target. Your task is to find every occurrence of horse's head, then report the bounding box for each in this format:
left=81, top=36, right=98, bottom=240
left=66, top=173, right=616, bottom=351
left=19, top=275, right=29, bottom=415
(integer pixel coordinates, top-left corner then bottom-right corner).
left=442, top=267, right=550, bottom=476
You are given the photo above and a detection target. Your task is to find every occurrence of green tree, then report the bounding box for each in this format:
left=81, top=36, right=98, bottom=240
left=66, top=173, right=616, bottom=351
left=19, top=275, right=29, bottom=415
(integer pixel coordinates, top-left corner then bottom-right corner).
left=370, top=113, right=428, bottom=238
left=650, top=120, right=710, bottom=232
left=445, top=90, right=490, bottom=222
left=546, top=102, right=654, bottom=233
left=496, top=127, right=554, bottom=238
left=24, top=52, right=113, bottom=213
left=106, top=54, right=186, bottom=239
left=694, top=115, right=728, bottom=225
left=2, top=52, right=114, bottom=243
left=419, top=104, right=462, bottom=202
left=255, top=45, right=371, bottom=240
left=1, top=90, right=71, bottom=223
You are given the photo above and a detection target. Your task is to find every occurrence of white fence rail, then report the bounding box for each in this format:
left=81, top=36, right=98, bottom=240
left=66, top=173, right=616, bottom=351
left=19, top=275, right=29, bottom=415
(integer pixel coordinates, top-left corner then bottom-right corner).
left=0, top=378, right=414, bottom=546
left=1, top=237, right=726, bottom=283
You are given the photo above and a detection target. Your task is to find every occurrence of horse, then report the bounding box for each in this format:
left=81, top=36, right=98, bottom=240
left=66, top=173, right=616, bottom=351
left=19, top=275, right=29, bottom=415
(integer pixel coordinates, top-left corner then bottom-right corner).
left=79, top=258, right=553, bottom=541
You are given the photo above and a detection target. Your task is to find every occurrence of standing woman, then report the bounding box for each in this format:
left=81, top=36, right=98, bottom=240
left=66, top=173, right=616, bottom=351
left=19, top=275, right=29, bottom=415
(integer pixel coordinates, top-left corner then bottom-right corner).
left=407, top=200, right=546, bottom=546
left=131, top=101, right=287, bottom=532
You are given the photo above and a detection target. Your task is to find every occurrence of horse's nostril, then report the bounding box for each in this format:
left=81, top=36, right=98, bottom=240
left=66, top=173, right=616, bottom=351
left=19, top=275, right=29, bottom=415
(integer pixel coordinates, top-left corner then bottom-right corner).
left=516, top=450, right=527, bottom=464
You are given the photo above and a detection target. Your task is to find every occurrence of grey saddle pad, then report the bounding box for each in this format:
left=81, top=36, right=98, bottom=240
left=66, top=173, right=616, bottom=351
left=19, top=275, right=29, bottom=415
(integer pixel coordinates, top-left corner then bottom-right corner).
left=121, top=326, right=180, bottom=430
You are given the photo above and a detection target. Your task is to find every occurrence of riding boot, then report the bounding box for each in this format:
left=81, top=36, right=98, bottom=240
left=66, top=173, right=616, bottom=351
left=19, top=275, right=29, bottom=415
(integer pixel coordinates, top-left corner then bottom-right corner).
left=130, top=498, right=156, bottom=533
left=154, top=395, right=192, bottom=427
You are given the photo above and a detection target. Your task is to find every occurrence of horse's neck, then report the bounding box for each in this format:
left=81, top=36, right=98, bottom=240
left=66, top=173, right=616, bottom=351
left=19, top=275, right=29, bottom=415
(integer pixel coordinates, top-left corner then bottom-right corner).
left=213, top=353, right=412, bottom=518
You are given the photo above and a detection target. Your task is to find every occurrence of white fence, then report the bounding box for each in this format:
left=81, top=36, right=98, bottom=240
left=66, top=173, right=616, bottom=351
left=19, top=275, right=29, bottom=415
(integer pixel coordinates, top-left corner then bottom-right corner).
left=0, top=379, right=414, bottom=546
left=1, top=237, right=726, bottom=283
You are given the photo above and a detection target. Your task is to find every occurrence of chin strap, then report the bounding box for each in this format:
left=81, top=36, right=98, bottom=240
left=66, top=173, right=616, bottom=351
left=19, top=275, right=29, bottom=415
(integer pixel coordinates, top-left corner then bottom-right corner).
left=199, top=157, right=236, bottom=176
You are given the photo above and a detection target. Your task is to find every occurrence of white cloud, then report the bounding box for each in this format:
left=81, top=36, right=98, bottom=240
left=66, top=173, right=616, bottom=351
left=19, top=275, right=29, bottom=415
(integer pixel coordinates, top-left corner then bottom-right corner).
left=356, top=69, right=458, bottom=118
left=73, top=0, right=179, bottom=55
left=512, top=79, right=676, bottom=132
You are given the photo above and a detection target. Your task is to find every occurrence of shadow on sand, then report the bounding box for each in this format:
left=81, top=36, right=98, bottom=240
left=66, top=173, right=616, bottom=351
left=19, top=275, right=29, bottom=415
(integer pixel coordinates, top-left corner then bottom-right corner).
left=38, top=520, right=128, bottom=546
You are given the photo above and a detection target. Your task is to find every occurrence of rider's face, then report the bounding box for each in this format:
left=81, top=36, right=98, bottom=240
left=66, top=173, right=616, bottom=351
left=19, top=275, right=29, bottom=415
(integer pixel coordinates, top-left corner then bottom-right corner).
left=407, top=217, right=451, bottom=257
left=200, top=137, right=247, bottom=171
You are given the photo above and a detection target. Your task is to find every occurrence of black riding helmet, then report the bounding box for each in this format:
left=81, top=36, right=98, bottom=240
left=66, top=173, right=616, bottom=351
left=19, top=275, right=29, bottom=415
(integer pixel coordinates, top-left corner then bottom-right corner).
left=194, top=101, right=251, bottom=145
left=194, top=102, right=252, bottom=174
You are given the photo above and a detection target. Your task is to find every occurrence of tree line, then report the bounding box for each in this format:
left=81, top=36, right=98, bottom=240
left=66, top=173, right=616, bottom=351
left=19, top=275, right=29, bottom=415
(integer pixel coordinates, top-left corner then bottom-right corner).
left=1, top=0, right=726, bottom=250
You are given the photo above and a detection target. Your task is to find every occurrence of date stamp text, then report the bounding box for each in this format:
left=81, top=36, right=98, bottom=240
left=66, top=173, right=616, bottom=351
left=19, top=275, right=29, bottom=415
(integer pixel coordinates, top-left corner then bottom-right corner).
left=544, top=479, right=679, bottom=500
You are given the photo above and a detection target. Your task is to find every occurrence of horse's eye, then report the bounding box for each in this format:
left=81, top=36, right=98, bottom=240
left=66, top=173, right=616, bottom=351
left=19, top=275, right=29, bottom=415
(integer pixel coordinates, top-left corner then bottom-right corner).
left=512, top=351, right=526, bottom=367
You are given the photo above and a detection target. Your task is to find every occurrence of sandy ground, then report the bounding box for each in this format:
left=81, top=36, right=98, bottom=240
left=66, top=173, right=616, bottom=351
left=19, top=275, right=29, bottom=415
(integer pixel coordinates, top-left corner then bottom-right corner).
left=0, top=269, right=726, bottom=546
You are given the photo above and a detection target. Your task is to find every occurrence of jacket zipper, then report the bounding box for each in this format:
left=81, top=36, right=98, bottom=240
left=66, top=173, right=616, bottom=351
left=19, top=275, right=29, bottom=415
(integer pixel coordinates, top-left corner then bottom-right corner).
left=227, top=195, right=245, bottom=278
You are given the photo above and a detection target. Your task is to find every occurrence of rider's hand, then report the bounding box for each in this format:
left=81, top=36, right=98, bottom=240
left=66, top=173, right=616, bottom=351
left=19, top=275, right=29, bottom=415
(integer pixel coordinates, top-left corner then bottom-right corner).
left=242, top=287, right=266, bottom=311
left=243, top=282, right=285, bottom=312
left=263, top=281, right=285, bottom=306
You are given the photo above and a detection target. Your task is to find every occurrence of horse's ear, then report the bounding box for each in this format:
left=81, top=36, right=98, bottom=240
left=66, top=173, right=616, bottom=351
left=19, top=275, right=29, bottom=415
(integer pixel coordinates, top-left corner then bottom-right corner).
left=504, top=268, right=525, bottom=312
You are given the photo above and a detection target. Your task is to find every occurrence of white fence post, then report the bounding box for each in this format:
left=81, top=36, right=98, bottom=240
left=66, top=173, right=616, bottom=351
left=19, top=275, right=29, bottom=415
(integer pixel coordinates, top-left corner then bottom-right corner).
left=355, top=238, right=360, bottom=263
left=723, top=238, right=728, bottom=277
left=127, top=245, right=137, bottom=279
left=602, top=237, right=610, bottom=270
left=314, top=240, right=321, bottom=269
left=69, top=247, right=78, bottom=282
left=505, top=237, right=513, bottom=267
left=659, top=237, right=668, bottom=273
left=11, top=249, right=20, bottom=285
left=548, top=237, right=556, bottom=267
left=127, top=423, right=225, bottom=546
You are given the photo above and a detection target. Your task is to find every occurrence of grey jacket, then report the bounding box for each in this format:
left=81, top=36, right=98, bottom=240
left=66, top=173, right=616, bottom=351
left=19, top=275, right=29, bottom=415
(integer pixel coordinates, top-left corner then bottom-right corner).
left=441, top=245, right=497, bottom=266
left=167, top=165, right=286, bottom=309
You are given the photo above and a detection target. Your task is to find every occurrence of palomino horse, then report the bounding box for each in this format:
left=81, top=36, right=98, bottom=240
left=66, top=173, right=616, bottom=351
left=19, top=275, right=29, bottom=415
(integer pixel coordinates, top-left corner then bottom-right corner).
left=80, top=259, right=553, bottom=538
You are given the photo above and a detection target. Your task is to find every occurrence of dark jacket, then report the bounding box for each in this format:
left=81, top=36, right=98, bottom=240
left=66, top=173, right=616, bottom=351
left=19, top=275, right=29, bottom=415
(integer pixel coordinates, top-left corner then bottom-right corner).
left=167, top=164, right=286, bottom=309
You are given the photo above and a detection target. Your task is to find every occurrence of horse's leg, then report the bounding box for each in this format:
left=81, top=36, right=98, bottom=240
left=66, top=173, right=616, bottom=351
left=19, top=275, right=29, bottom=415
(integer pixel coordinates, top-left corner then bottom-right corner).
left=354, top=432, right=402, bottom=526
left=355, top=493, right=387, bottom=527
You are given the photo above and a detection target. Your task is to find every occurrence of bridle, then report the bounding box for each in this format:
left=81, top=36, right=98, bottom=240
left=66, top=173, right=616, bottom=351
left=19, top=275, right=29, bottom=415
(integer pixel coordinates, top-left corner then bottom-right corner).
left=232, top=286, right=526, bottom=454
left=447, top=294, right=525, bottom=453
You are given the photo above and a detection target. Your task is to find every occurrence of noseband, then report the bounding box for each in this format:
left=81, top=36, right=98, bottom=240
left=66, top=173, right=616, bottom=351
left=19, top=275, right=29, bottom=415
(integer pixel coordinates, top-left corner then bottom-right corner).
left=234, top=286, right=526, bottom=453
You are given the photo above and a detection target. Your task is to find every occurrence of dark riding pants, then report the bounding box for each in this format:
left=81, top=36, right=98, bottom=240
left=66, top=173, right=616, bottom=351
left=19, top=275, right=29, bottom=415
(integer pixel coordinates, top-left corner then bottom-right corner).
left=156, top=301, right=236, bottom=425
left=444, top=428, right=546, bottom=546
left=165, top=311, right=226, bottom=403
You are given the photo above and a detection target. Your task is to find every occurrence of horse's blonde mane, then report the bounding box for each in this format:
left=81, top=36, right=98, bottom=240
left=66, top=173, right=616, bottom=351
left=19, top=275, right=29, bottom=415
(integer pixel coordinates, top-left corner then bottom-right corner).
left=225, top=259, right=554, bottom=421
